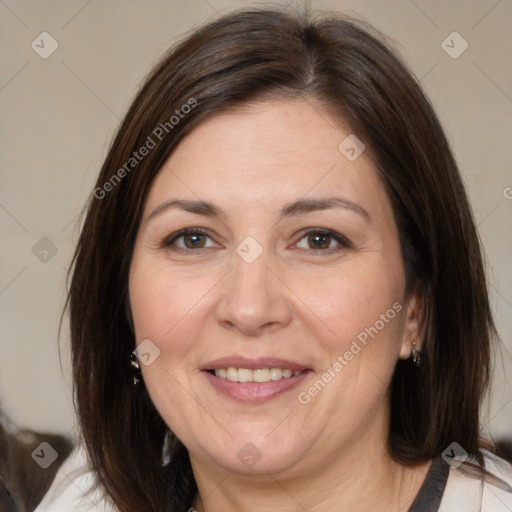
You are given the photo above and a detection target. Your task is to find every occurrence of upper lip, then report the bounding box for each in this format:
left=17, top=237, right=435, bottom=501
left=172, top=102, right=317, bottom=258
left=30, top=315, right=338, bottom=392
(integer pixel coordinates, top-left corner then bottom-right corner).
left=201, top=357, right=309, bottom=371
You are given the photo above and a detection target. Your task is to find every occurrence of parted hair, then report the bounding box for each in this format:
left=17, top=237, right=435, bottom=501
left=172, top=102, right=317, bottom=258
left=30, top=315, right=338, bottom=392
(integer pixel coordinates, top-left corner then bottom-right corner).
left=67, top=8, right=496, bottom=511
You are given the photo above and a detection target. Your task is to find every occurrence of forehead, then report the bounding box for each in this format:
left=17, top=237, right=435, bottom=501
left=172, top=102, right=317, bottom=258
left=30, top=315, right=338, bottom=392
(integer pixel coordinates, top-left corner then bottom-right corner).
left=144, top=99, right=390, bottom=220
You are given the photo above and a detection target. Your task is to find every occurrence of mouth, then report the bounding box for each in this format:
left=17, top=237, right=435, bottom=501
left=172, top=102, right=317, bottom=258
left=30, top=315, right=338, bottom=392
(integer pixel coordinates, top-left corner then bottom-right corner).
left=207, top=367, right=304, bottom=382
left=201, top=357, right=311, bottom=403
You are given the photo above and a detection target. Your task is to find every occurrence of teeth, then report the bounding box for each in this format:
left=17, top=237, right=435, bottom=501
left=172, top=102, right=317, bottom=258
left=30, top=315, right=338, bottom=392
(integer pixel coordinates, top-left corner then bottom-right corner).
left=227, top=367, right=237, bottom=382
left=238, top=368, right=253, bottom=382
left=270, top=368, right=282, bottom=380
left=214, top=367, right=303, bottom=383
left=254, top=368, right=270, bottom=382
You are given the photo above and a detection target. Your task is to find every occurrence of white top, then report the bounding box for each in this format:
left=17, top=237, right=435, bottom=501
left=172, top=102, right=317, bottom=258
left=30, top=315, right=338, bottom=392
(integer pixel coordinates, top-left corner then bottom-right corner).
left=35, top=446, right=512, bottom=511
left=34, top=445, right=114, bottom=512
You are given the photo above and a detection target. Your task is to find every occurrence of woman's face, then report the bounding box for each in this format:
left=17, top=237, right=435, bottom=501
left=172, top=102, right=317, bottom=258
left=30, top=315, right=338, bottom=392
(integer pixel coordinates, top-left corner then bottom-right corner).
left=129, top=99, right=421, bottom=477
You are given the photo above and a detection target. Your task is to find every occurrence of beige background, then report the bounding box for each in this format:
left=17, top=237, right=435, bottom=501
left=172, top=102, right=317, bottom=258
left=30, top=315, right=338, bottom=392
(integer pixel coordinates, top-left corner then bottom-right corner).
left=0, top=0, right=511, bottom=443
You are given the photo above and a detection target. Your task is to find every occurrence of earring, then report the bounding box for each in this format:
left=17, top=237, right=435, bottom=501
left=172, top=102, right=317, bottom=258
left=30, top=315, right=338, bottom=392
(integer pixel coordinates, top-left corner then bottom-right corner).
left=411, top=341, right=422, bottom=367
left=130, top=350, right=142, bottom=385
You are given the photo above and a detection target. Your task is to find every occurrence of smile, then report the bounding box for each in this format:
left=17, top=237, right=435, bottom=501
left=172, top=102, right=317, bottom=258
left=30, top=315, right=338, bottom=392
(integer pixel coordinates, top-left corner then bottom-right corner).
left=201, top=357, right=311, bottom=402
left=212, top=367, right=303, bottom=383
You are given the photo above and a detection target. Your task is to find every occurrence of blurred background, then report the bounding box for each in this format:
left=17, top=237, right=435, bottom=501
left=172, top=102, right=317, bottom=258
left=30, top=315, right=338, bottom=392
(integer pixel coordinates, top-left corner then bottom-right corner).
left=1, top=0, right=511, bottom=444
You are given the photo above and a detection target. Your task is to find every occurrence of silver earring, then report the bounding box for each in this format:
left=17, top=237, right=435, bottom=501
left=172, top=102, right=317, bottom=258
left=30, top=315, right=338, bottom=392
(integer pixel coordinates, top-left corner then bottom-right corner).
left=130, top=350, right=142, bottom=385
left=411, top=341, right=422, bottom=367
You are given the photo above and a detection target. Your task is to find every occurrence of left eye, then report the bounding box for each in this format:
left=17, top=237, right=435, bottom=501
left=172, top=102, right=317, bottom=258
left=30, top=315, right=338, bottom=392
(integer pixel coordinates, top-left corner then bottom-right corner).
left=295, top=230, right=349, bottom=251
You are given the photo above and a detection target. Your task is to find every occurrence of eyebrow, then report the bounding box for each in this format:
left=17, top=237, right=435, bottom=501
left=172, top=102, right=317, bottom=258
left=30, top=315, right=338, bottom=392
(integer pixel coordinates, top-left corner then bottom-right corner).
left=147, top=196, right=370, bottom=223
left=280, top=197, right=371, bottom=222
left=148, top=199, right=224, bottom=221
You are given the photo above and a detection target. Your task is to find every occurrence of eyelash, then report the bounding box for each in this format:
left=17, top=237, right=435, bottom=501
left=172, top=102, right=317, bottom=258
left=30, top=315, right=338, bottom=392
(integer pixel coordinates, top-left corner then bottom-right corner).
left=162, top=228, right=215, bottom=251
left=161, top=227, right=352, bottom=253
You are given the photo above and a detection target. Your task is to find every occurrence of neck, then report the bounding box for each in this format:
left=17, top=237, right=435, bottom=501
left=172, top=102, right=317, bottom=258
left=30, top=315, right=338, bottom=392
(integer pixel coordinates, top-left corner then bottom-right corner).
left=189, top=408, right=431, bottom=512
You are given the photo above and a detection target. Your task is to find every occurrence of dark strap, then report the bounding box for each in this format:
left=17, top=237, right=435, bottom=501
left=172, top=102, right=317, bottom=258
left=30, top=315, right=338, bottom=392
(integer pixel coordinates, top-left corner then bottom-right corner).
left=408, top=456, right=450, bottom=512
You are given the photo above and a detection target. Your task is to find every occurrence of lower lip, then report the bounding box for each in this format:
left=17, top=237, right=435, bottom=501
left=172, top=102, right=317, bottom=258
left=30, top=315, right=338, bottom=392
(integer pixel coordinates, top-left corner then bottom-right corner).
left=202, top=370, right=311, bottom=403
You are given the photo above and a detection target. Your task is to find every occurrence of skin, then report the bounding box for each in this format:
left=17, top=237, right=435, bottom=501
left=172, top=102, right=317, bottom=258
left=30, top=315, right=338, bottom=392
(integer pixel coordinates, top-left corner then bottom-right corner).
left=129, top=98, right=429, bottom=511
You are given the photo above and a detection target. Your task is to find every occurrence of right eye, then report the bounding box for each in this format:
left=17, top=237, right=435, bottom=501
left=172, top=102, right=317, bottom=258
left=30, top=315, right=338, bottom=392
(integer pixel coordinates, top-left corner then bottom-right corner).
left=162, top=228, right=218, bottom=251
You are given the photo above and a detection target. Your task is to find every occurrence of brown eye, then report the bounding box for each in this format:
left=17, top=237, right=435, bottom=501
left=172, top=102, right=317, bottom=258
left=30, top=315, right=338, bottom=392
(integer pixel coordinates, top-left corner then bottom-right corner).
left=183, top=233, right=207, bottom=248
left=163, top=228, right=217, bottom=250
left=307, top=233, right=332, bottom=249
left=294, top=229, right=351, bottom=252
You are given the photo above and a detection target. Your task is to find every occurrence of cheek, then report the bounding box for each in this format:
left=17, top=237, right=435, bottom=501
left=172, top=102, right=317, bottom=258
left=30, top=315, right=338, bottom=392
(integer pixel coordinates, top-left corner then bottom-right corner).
left=292, top=265, right=404, bottom=427
left=297, top=259, right=405, bottom=354
left=128, top=259, right=212, bottom=426
left=129, top=257, right=209, bottom=344
left=291, top=259, right=406, bottom=419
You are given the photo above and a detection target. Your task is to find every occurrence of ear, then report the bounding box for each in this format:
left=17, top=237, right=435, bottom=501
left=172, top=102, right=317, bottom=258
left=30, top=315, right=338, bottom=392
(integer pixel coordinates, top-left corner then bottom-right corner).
left=398, top=282, right=427, bottom=360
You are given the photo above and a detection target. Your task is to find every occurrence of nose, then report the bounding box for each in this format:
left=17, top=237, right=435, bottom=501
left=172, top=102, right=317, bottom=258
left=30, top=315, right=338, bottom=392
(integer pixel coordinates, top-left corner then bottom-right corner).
left=215, top=250, right=293, bottom=336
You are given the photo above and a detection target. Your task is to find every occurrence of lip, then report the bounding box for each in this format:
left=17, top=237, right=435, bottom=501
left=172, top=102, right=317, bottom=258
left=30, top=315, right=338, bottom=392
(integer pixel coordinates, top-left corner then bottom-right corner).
left=200, top=356, right=309, bottom=372
left=200, top=356, right=312, bottom=403
left=203, top=369, right=311, bottom=403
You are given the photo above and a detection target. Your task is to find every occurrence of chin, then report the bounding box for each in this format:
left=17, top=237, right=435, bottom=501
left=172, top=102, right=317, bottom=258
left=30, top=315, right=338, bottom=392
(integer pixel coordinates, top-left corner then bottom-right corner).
left=191, top=430, right=310, bottom=476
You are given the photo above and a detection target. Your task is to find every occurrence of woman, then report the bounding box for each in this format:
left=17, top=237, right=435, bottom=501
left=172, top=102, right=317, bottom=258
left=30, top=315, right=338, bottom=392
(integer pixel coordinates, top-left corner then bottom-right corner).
left=37, top=8, right=512, bottom=512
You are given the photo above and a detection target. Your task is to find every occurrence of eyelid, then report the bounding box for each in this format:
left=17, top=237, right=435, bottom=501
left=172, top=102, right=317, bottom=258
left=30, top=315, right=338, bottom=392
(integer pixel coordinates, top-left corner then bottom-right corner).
left=292, top=228, right=353, bottom=250
left=161, top=227, right=352, bottom=252
left=161, top=227, right=219, bottom=249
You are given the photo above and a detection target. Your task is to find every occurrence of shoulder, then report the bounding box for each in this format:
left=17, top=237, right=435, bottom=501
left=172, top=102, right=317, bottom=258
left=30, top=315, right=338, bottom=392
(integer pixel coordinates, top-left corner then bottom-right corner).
left=439, top=449, right=512, bottom=512
left=34, top=445, right=115, bottom=512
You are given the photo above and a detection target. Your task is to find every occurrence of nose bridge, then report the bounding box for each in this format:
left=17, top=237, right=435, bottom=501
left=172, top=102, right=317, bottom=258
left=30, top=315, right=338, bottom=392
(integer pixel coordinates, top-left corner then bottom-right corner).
left=216, top=244, right=292, bottom=334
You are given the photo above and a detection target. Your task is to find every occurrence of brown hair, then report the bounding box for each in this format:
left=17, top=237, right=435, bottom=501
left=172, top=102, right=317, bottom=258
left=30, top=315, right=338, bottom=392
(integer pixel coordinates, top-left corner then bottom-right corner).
left=67, top=8, right=496, bottom=511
